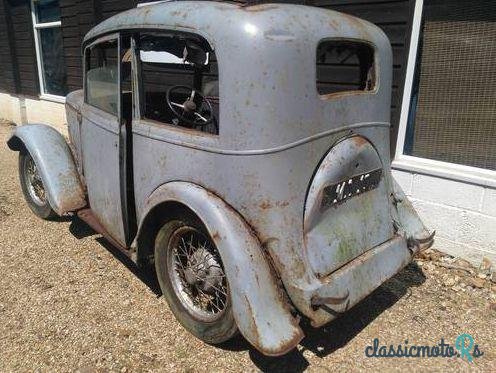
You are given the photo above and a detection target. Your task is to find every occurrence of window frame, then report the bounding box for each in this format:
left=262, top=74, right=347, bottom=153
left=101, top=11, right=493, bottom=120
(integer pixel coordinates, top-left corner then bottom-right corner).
left=392, top=0, right=496, bottom=188
left=30, top=0, right=66, bottom=103
left=316, top=38, right=379, bottom=100
left=135, top=30, right=220, bottom=136
left=83, top=33, right=121, bottom=118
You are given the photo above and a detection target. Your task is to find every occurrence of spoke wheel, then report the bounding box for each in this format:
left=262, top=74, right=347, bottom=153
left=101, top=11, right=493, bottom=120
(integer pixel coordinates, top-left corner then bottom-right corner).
left=18, top=151, right=56, bottom=219
left=22, top=153, right=47, bottom=206
left=168, top=226, right=228, bottom=322
left=154, top=219, right=238, bottom=344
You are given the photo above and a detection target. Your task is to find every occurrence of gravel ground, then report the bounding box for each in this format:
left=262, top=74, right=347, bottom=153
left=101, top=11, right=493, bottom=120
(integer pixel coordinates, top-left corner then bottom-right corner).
left=0, top=120, right=495, bottom=372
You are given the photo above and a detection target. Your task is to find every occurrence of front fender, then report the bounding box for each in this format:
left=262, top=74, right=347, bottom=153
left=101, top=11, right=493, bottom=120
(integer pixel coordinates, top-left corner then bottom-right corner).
left=7, top=124, right=86, bottom=215
left=137, top=182, right=303, bottom=356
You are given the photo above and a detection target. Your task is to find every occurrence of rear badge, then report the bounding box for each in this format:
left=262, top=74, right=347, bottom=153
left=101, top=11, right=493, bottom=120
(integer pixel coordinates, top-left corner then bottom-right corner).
left=321, top=168, right=382, bottom=209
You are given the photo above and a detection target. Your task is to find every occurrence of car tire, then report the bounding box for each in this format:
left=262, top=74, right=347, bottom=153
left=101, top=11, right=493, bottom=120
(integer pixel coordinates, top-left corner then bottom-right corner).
left=154, top=219, right=238, bottom=344
left=18, top=150, right=56, bottom=220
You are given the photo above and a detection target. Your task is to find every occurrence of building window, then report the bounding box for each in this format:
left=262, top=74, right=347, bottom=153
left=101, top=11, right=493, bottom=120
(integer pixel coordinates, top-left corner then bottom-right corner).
left=31, top=0, right=68, bottom=98
left=400, top=0, right=496, bottom=171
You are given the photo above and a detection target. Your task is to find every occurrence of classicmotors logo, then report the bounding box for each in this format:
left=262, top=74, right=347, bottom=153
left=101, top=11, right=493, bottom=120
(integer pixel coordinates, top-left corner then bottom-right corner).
left=365, top=334, right=484, bottom=362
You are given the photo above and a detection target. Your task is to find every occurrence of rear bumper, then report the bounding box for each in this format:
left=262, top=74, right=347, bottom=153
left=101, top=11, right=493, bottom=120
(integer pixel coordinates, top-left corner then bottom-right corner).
left=308, top=235, right=411, bottom=327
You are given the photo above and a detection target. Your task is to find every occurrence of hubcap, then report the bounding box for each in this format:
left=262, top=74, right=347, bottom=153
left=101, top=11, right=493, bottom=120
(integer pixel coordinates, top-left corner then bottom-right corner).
left=168, top=226, right=228, bottom=322
left=23, top=155, right=47, bottom=206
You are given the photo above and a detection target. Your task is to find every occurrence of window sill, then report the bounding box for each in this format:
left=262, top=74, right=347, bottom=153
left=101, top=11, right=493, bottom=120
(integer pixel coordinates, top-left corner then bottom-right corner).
left=137, top=1, right=168, bottom=7
left=392, top=155, right=496, bottom=188
left=39, top=93, right=66, bottom=104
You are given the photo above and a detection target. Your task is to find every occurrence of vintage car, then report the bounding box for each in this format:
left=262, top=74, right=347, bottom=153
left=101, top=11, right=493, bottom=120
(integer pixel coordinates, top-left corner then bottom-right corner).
left=7, top=1, right=433, bottom=356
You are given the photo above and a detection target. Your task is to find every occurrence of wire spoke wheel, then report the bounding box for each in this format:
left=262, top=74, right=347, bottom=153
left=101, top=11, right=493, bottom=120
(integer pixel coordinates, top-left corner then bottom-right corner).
left=18, top=151, right=55, bottom=220
left=22, top=153, right=47, bottom=206
left=167, top=226, right=229, bottom=322
left=155, top=219, right=237, bottom=343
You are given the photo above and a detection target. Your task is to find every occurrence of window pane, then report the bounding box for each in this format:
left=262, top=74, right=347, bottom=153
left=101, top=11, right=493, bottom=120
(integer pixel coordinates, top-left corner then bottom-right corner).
left=404, top=0, right=496, bottom=170
left=86, top=40, right=119, bottom=115
left=316, top=40, right=375, bottom=96
left=34, top=0, right=61, bottom=23
left=39, top=27, right=67, bottom=96
left=140, top=32, right=219, bottom=135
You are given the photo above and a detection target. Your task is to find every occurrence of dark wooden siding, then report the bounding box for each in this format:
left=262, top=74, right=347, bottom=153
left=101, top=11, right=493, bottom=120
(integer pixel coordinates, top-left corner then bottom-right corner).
left=0, top=0, right=39, bottom=96
left=0, top=0, right=18, bottom=93
left=60, top=0, right=138, bottom=92
left=10, top=0, right=39, bottom=96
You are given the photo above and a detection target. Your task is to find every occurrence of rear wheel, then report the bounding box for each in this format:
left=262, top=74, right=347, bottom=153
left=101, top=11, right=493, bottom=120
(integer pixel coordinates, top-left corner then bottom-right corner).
left=154, top=219, right=238, bottom=344
left=18, top=151, right=56, bottom=219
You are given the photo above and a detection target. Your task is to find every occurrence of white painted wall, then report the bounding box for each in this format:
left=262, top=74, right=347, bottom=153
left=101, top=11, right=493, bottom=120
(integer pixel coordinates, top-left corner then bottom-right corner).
left=0, top=92, right=67, bottom=135
left=393, top=169, right=496, bottom=265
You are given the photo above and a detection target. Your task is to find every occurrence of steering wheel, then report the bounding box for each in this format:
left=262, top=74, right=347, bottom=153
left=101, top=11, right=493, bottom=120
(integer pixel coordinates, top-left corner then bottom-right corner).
left=166, top=85, right=214, bottom=126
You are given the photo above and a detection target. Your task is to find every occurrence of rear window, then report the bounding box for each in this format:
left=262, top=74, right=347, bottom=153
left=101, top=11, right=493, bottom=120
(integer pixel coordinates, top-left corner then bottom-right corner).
left=316, top=40, right=376, bottom=97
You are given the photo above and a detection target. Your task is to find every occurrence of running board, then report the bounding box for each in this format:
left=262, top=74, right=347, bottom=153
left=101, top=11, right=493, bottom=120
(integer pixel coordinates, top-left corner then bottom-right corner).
left=77, top=208, right=134, bottom=259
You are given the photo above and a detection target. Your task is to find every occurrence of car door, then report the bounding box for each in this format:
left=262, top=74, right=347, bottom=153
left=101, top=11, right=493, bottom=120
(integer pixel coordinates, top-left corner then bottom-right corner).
left=80, top=34, right=127, bottom=245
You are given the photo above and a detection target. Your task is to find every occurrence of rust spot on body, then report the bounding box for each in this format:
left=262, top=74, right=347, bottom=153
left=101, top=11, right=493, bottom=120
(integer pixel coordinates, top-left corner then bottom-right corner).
left=242, top=4, right=279, bottom=13
left=329, top=19, right=339, bottom=30
left=351, top=135, right=369, bottom=147
left=259, top=200, right=273, bottom=210
left=173, top=23, right=196, bottom=30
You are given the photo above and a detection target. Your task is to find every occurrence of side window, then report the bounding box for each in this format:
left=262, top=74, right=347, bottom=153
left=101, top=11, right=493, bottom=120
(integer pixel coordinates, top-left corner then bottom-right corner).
left=139, top=32, right=219, bottom=135
left=317, top=40, right=376, bottom=97
left=85, top=39, right=119, bottom=115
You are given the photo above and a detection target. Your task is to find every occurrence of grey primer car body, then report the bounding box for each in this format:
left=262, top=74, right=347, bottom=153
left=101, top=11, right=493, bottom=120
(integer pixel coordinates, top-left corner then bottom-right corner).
left=7, top=1, right=434, bottom=356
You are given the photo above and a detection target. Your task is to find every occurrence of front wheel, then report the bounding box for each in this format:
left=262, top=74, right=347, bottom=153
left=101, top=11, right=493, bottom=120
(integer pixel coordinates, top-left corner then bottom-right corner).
left=154, top=219, right=238, bottom=344
left=18, top=150, right=56, bottom=219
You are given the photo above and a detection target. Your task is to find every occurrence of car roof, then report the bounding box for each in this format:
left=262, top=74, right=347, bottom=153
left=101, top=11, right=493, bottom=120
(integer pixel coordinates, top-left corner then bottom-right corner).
left=83, top=1, right=385, bottom=47
left=82, top=1, right=392, bottom=151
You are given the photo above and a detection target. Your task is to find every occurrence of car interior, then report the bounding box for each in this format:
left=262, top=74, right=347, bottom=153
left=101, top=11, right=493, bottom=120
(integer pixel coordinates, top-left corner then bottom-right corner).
left=85, top=31, right=219, bottom=135
left=139, top=32, right=219, bottom=135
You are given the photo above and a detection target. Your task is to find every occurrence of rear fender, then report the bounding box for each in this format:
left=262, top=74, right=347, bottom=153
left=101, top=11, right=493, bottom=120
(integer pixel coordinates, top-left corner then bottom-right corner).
left=137, top=182, right=303, bottom=356
left=7, top=124, right=86, bottom=215
left=391, top=179, right=435, bottom=252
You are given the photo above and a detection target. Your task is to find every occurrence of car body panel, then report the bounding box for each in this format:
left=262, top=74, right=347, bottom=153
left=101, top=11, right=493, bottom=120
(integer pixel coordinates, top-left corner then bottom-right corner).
left=304, top=136, right=394, bottom=278
left=309, top=235, right=411, bottom=327
left=136, top=181, right=304, bottom=356
left=66, top=90, right=85, bottom=177
left=80, top=103, right=127, bottom=245
left=7, top=124, right=86, bottom=215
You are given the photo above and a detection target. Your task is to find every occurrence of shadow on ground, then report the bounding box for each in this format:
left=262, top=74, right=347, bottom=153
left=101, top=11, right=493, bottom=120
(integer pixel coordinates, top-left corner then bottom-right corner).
left=67, top=215, right=426, bottom=372
left=68, top=215, right=162, bottom=295
left=243, top=263, right=426, bottom=372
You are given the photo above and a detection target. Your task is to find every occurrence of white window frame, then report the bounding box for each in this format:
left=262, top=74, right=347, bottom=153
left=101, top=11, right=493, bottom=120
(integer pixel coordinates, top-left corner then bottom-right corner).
left=392, top=0, right=496, bottom=188
left=137, top=1, right=170, bottom=8
left=30, top=0, right=66, bottom=103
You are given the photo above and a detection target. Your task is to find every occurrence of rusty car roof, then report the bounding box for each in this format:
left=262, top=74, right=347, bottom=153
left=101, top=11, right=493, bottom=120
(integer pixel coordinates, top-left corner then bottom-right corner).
left=83, top=1, right=385, bottom=46
left=83, top=1, right=393, bottom=153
